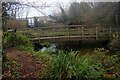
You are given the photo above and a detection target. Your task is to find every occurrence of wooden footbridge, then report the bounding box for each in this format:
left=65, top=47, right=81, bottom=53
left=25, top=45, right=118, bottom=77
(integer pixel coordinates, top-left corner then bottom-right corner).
left=18, top=25, right=120, bottom=43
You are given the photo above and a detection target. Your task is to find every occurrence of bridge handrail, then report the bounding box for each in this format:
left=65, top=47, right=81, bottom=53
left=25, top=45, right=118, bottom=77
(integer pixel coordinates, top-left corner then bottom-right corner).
left=18, top=25, right=120, bottom=41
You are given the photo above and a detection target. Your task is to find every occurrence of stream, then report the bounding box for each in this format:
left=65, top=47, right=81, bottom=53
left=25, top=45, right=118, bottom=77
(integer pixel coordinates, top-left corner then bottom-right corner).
left=33, top=40, right=109, bottom=54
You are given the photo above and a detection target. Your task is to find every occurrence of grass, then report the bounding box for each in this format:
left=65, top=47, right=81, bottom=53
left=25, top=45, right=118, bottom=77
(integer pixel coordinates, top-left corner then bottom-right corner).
left=47, top=50, right=105, bottom=79
left=16, top=37, right=51, bottom=64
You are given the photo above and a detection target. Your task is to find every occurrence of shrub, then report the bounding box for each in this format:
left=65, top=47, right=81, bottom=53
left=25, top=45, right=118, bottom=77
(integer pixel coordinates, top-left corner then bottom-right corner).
left=3, top=31, right=34, bottom=52
left=94, top=48, right=109, bottom=61
left=48, top=50, right=105, bottom=80
left=41, top=42, right=51, bottom=48
left=16, top=33, right=32, bottom=46
left=108, top=32, right=120, bottom=52
left=3, top=31, right=15, bottom=47
left=94, top=48, right=120, bottom=79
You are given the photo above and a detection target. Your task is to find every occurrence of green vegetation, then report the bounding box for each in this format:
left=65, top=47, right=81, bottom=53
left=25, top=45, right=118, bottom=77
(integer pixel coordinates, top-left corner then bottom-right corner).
left=3, top=31, right=34, bottom=52
left=2, top=1, right=120, bottom=79
left=94, top=48, right=120, bottom=78
left=41, top=42, right=51, bottom=48
left=3, top=57, right=20, bottom=78
left=48, top=50, right=105, bottom=80
left=3, top=31, right=120, bottom=79
left=108, top=33, right=120, bottom=52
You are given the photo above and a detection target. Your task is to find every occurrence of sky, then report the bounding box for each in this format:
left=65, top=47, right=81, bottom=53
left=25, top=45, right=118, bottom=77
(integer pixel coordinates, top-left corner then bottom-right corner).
left=18, top=0, right=120, bottom=18
left=18, top=0, right=83, bottom=18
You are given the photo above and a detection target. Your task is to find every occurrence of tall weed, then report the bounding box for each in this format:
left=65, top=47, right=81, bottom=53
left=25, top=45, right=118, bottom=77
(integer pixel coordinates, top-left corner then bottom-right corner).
left=48, top=50, right=105, bottom=80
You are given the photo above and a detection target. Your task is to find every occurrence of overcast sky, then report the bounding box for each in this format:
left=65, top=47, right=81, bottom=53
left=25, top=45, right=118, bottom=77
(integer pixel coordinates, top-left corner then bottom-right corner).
left=18, top=0, right=83, bottom=18
left=18, top=0, right=120, bottom=18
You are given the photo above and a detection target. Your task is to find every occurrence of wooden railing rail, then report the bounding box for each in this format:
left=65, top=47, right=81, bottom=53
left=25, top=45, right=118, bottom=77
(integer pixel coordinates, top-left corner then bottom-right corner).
left=18, top=25, right=120, bottom=42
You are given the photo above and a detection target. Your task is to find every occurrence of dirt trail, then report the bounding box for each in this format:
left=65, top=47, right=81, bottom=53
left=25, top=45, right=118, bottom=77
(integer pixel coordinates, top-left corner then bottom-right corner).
left=6, top=48, right=45, bottom=78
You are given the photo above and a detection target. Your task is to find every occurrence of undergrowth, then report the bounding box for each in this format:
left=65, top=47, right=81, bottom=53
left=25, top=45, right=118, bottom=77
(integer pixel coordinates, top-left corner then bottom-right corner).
left=3, top=31, right=120, bottom=79
left=3, top=57, right=20, bottom=78
left=48, top=50, right=105, bottom=80
left=3, top=31, right=34, bottom=52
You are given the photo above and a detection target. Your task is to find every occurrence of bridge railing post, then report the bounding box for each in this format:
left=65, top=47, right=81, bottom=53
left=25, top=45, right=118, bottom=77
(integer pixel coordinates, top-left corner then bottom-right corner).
left=53, top=27, right=55, bottom=42
left=109, top=27, right=112, bottom=40
left=82, top=27, right=84, bottom=40
left=68, top=26, right=70, bottom=40
left=38, top=28, right=40, bottom=42
left=96, top=27, right=98, bottom=40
